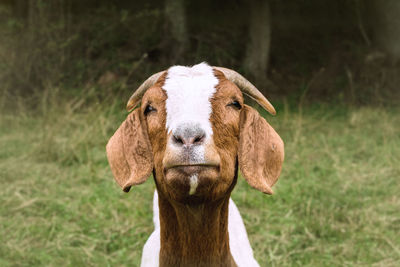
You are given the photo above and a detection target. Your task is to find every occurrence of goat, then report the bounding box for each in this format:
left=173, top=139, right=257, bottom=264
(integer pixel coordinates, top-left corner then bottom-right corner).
left=106, top=63, right=284, bottom=267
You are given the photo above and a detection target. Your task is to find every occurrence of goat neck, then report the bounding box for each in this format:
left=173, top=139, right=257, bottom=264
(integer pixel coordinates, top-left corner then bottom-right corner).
left=157, top=191, right=237, bottom=267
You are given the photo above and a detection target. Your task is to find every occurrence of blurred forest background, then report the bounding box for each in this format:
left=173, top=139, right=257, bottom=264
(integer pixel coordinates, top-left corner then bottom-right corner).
left=1, top=0, right=400, bottom=104
left=1, top=1, right=399, bottom=266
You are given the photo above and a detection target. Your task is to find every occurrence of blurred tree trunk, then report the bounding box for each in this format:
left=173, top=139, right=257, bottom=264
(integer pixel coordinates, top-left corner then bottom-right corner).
left=28, top=0, right=37, bottom=27
left=368, top=0, right=400, bottom=60
left=164, top=0, right=188, bottom=63
left=244, top=0, right=271, bottom=93
left=13, top=0, right=28, bottom=21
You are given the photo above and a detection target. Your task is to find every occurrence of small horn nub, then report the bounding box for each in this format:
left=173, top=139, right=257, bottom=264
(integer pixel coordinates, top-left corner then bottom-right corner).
left=126, top=71, right=165, bottom=112
left=213, top=67, right=276, bottom=115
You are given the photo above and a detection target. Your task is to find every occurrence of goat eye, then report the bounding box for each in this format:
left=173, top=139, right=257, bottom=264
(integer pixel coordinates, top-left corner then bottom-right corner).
left=228, top=100, right=242, bottom=110
left=144, top=104, right=156, bottom=115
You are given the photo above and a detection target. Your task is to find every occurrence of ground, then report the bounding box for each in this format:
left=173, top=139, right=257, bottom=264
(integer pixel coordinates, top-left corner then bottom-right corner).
left=0, top=94, right=399, bottom=266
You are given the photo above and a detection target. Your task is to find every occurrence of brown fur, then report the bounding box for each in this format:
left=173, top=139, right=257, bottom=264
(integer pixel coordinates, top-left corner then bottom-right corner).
left=106, top=69, right=284, bottom=266
left=238, top=105, right=284, bottom=194
left=106, top=108, right=153, bottom=192
left=157, top=178, right=237, bottom=267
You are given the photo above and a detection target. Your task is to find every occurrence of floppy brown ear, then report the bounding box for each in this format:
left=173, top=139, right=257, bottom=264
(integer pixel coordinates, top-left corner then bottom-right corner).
left=238, top=105, right=284, bottom=194
left=106, top=109, right=153, bottom=192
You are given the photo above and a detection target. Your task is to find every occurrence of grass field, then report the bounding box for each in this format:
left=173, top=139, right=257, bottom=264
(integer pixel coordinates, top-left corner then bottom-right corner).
left=1, top=92, right=399, bottom=266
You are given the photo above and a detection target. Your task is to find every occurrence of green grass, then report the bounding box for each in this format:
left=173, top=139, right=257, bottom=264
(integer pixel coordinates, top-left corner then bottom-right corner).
left=1, top=93, right=399, bottom=266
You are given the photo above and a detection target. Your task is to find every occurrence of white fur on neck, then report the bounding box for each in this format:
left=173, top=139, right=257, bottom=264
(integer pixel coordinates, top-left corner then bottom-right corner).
left=163, top=62, right=218, bottom=138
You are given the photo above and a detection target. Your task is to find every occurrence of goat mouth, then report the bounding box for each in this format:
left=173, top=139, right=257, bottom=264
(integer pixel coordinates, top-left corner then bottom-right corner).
left=165, top=163, right=219, bottom=170
left=164, top=164, right=219, bottom=176
left=165, top=164, right=219, bottom=171
left=167, top=163, right=219, bottom=168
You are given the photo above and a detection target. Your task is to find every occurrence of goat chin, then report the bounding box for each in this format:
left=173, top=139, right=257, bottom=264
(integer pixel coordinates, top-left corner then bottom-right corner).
left=140, top=191, right=260, bottom=267
left=163, top=165, right=219, bottom=202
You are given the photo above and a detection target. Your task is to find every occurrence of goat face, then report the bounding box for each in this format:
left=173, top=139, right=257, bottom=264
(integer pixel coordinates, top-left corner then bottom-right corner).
left=106, top=63, right=284, bottom=204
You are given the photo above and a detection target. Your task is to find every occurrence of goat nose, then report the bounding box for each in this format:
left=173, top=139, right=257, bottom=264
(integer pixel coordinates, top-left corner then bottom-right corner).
left=172, top=125, right=206, bottom=147
left=173, top=134, right=205, bottom=146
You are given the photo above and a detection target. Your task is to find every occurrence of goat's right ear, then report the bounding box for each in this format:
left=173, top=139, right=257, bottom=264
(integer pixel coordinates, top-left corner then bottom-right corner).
left=106, top=109, right=153, bottom=192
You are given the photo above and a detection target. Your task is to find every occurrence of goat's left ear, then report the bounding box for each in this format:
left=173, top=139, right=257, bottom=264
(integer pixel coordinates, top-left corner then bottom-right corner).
left=106, top=109, right=154, bottom=192
left=238, top=105, right=284, bottom=194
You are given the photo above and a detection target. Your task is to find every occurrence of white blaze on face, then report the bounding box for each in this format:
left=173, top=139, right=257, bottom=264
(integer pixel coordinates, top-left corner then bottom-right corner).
left=163, top=63, right=218, bottom=196
left=163, top=63, right=218, bottom=138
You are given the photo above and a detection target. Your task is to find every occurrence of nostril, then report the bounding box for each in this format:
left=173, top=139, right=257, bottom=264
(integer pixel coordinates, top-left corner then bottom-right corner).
left=193, top=134, right=205, bottom=144
left=173, top=135, right=184, bottom=145
left=172, top=125, right=206, bottom=146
